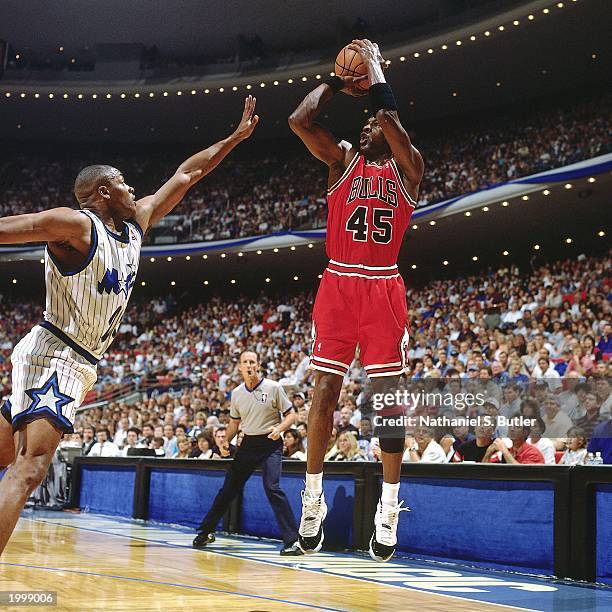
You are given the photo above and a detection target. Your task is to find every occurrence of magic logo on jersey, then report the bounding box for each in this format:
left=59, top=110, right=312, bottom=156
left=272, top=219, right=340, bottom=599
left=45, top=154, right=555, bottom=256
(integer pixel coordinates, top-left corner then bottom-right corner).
left=346, top=176, right=398, bottom=207
left=97, top=267, right=135, bottom=297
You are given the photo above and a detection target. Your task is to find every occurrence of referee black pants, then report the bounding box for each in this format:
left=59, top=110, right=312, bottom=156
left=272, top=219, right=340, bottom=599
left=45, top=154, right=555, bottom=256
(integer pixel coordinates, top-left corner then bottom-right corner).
left=197, top=435, right=298, bottom=545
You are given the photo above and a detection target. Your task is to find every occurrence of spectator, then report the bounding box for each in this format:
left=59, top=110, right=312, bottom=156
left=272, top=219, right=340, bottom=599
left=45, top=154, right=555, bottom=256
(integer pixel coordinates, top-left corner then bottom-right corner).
left=283, top=429, right=306, bottom=461
left=337, top=406, right=359, bottom=436
left=576, top=392, right=607, bottom=439
left=403, top=427, right=447, bottom=463
left=81, top=426, right=96, bottom=455
left=88, top=428, right=120, bottom=458
left=527, top=417, right=557, bottom=464
left=191, top=433, right=214, bottom=459
left=172, top=436, right=192, bottom=459
left=121, top=427, right=145, bottom=457
left=542, top=396, right=574, bottom=439
left=328, top=432, right=365, bottom=462
left=452, top=424, right=496, bottom=462
left=485, top=420, right=545, bottom=464
left=559, top=427, right=588, bottom=465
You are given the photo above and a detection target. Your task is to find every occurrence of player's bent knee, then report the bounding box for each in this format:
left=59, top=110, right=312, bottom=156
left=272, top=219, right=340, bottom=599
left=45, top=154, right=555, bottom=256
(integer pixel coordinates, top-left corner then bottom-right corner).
left=379, top=436, right=405, bottom=454
left=12, top=452, right=52, bottom=492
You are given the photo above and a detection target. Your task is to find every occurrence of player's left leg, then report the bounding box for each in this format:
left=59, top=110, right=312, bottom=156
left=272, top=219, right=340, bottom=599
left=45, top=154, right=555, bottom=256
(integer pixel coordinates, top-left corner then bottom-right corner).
left=359, top=277, right=411, bottom=562
left=367, top=375, right=410, bottom=562
left=0, top=419, right=62, bottom=554
left=261, top=443, right=301, bottom=555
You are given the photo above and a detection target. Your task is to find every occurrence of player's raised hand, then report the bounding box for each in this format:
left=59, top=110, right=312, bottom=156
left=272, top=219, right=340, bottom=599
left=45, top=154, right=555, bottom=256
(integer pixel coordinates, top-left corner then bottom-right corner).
left=339, top=75, right=368, bottom=97
left=349, top=39, right=387, bottom=68
left=233, top=95, right=259, bottom=141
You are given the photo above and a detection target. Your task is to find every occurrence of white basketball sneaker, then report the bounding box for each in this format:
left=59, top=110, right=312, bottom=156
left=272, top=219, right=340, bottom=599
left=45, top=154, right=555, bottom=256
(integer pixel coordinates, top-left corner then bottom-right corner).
left=297, top=489, right=327, bottom=554
left=369, top=499, right=410, bottom=562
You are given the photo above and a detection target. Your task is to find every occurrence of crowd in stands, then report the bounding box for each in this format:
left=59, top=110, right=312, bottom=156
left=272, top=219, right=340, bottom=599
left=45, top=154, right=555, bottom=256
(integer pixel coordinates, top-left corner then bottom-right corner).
left=1, top=93, right=609, bottom=243
left=1, top=251, right=609, bottom=465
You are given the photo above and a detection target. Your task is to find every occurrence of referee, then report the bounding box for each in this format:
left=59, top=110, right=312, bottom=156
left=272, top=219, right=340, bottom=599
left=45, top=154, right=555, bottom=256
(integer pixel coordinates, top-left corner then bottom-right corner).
left=192, top=350, right=302, bottom=555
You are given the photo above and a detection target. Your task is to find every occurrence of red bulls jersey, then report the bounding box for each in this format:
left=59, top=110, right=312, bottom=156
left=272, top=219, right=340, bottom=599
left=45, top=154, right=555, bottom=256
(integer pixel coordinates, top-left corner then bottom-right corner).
left=326, top=153, right=416, bottom=268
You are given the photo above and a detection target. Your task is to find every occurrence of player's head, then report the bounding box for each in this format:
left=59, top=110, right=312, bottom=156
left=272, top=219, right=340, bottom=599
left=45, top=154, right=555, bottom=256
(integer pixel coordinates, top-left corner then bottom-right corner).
left=238, top=350, right=259, bottom=381
left=359, top=116, right=391, bottom=159
left=74, top=164, right=136, bottom=219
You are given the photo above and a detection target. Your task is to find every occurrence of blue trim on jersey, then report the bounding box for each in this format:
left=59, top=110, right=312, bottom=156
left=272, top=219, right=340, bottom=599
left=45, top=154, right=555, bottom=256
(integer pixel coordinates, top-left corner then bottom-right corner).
left=10, top=408, right=74, bottom=434
left=46, top=213, right=98, bottom=277
left=104, top=222, right=131, bottom=244
left=127, top=219, right=144, bottom=238
left=1, top=399, right=12, bottom=425
left=39, top=322, right=99, bottom=365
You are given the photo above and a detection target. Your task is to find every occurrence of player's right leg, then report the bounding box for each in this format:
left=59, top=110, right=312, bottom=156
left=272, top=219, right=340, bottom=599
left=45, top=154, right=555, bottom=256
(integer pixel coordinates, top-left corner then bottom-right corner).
left=299, top=271, right=357, bottom=553
left=0, top=419, right=62, bottom=554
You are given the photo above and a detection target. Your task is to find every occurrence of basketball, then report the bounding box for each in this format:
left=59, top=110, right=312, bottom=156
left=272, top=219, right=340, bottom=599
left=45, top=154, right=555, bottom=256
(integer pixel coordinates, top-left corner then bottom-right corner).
left=334, top=45, right=369, bottom=90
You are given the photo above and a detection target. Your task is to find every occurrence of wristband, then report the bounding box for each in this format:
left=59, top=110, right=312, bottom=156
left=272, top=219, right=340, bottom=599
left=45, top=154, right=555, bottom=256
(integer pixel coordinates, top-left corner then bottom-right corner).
left=369, top=82, right=397, bottom=114
left=324, top=76, right=343, bottom=94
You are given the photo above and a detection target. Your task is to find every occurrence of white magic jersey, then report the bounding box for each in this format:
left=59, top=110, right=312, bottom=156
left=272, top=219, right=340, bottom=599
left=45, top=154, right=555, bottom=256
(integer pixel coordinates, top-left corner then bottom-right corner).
left=42, top=209, right=143, bottom=361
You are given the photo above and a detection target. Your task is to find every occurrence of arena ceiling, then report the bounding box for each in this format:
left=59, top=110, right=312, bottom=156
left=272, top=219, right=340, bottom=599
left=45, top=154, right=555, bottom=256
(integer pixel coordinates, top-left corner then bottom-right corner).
left=0, top=0, right=610, bottom=143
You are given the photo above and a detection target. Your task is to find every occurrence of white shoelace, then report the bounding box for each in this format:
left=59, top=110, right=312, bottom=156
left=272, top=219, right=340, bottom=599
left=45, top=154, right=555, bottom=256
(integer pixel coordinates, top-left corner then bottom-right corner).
left=375, top=500, right=410, bottom=546
left=300, top=490, right=326, bottom=537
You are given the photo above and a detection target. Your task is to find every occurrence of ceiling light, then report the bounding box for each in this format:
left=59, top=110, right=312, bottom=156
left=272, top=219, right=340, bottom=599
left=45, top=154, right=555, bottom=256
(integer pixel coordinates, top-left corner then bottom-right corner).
left=293, top=276, right=299, bottom=281
left=220, top=253, right=226, bottom=258
left=565, top=238, right=572, bottom=244
left=597, top=231, right=605, bottom=237
left=472, top=256, right=478, bottom=261
left=443, top=260, right=449, bottom=266
left=256, top=250, right=262, bottom=255
left=502, top=201, right=509, bottom=207
left=170, top=281, right=176, bottom=286
left=465, top=211, right=471, bottom=216
left=522, top=195, right=529, bottom=201
left=166, top=256, right=172, bottom=261
left=534, top=244, right=540, bottom=250
left=484, top=31, right=491, bottom=36
left=543, top=189, right=550, bottom=195
left=290, top=246, right=296, bottom=251
left=265, top=278, right=271, bottom=283
left=185, top=255, right=191, bottom=261
left=503, top=250, right=509, bottom=256
left=230, top=279, right=236, bottom=284
left=441, top=44, right=448, bottom=50
left=273, top=248, right=279, bottom=252
left=400, top=56, right=406, bottom=62
left=564, top=183, right=572, bottom=189
left=141, top=281, right=146, bottom=286
left=203, top=280, right=209, bottom=285
left=587, top=177, right=596, bottom=183
left=308, top=243, right=314, bottom=248
left=482, top=206, right=489, bottom=212
left=202, top=254, right=208, bottom=259
left=429, top=220, right=436, bottom=226
left=150, top=257, right=155, bottom=262
left=411, top=264, right=417, bottom=269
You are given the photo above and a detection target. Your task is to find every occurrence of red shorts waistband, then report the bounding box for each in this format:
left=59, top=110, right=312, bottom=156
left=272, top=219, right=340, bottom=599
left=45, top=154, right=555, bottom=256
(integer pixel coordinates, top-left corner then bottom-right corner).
left=326, top=260, right=399, bottom=279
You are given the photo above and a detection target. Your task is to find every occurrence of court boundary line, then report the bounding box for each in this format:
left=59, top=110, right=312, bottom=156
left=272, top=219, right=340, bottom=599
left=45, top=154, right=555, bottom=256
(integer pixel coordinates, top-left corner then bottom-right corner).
left=18, top=515, right=543, bottom=612
left=0, top=560, right=345, bottom=612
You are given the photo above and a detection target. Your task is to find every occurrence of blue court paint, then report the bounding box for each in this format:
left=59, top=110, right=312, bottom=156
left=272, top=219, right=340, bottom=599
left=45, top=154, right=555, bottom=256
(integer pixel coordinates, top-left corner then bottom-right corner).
left=21, top=512, right=612, bottom=612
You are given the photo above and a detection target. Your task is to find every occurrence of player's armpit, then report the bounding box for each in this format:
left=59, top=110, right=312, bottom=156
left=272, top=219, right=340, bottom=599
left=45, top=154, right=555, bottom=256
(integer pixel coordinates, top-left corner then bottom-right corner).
left=0, top=207, right=90, bottom=246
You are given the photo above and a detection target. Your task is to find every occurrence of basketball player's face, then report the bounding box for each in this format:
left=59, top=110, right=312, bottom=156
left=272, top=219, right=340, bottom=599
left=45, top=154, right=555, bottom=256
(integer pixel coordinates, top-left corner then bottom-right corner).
left=359, top=117, right=387, bottom=157
left=108, top=173, right=136, bottom=218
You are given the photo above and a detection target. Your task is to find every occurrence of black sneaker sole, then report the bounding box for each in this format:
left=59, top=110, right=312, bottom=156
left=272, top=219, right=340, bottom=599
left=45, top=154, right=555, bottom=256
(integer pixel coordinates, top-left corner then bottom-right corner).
left=368, top=533, right=394, bottom=563
left=297, top=527, right=325, bottom=554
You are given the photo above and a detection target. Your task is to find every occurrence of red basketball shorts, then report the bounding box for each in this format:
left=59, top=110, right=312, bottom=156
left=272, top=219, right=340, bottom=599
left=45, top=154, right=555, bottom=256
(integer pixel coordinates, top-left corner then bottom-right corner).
left=310, top=261, right=410, bottom=378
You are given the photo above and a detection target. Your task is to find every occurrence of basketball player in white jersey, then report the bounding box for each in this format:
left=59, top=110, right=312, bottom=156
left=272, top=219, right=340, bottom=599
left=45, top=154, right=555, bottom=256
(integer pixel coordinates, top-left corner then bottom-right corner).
left=0, top=96, right=259, bottom=555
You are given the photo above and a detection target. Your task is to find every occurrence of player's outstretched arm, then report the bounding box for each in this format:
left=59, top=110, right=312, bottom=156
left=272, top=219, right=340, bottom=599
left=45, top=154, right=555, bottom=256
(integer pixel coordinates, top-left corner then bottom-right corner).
left=288, top=77, right=364, bottom=170
left=0, top=207, right=90, bottom=247
left=135, top=96, right=259, bottom=233
left=349, top=40, right=424, bottom=196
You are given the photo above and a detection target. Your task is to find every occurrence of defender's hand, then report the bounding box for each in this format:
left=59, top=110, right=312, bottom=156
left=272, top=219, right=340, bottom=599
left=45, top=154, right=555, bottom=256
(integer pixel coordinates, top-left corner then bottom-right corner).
left=233, top=95, right=259, bottom=141
left=339, top=75, right=368, bottom=97
left=219, top=442, right=230, bottom=457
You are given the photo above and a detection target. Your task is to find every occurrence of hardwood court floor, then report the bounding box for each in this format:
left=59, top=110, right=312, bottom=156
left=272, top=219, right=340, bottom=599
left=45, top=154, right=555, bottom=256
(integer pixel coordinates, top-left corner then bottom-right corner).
left=2, top=512, right=608, bottom=612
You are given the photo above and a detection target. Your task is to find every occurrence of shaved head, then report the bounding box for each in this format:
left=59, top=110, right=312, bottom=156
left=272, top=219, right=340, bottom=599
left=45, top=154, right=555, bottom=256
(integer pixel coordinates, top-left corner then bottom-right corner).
left=74, top=165, right=121, bottom=205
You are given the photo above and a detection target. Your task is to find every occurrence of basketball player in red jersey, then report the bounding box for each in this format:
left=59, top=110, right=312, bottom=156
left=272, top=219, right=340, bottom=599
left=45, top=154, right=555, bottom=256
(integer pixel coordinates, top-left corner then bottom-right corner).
left=289, top=39, right=424, bottom=561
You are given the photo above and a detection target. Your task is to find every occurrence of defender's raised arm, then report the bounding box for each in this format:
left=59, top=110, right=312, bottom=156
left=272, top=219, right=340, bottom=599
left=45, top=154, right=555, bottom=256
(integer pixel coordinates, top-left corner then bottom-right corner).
left=136, top=96, right=259, bottom=232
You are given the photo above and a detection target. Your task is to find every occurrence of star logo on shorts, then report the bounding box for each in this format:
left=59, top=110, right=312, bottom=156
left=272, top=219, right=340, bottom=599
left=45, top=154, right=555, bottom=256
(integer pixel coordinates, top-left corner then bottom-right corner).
left=25, top=372, right=74, bottom=418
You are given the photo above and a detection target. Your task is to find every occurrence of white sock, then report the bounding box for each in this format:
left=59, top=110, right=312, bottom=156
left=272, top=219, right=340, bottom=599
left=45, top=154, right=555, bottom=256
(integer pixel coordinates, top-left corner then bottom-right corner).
left=381, top=482, right=400, bottom=507
left=305, top=472, right=323, bottom=496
